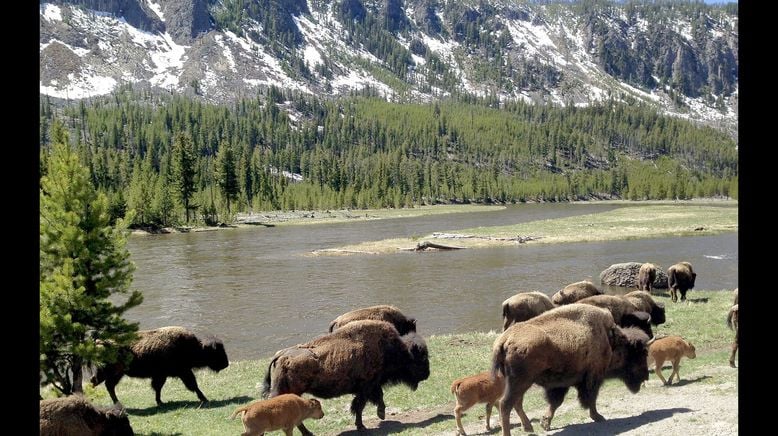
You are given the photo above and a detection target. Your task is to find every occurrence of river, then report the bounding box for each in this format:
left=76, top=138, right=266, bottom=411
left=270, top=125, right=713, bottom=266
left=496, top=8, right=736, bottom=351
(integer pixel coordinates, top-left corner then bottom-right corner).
left=125, top=203, right=738, bottom=361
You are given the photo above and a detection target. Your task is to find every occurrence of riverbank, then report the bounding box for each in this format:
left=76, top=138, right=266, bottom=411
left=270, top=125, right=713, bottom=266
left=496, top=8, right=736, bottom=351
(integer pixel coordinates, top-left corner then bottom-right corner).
left=66, top=289, right=737, bottom=435
left=129, top=199, right=736, bottom=236
left=312, top=203, right=737, bottom=255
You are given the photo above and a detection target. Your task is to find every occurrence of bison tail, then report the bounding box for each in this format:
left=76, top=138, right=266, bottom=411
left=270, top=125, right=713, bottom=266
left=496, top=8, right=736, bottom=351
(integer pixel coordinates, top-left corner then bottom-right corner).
left=450, top=380, right=460, bottom=395
left=492, top=343, right=507, bottom=380
left=260, top=357, right=277, bottom=398
left=229, top=407, right=247, bottom=420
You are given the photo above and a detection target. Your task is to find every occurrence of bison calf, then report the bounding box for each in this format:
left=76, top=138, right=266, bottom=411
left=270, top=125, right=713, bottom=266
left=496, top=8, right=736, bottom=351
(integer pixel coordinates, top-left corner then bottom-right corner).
left=646, top=335, right=696, bottom=385
left=727, top=303, right=739, bottom=367
left=91, top=326, right=229, bottom=406
left=230, top=394, right=324, bottom=436
left=450, top=371, right=504, bottom=435
left=637, top=263, right=657, bottom=292
left=329, top=304, right=416, bottom=335
left=40, top=395, right=133, bottom=436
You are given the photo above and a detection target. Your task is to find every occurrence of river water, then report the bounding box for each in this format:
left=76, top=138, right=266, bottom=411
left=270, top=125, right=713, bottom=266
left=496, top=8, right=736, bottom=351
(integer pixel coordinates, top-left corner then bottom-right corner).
left=125, top=204, right=738, bottom=361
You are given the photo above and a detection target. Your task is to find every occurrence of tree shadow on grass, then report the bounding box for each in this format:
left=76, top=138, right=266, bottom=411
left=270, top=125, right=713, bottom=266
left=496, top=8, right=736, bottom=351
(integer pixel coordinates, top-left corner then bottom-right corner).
left=548, top=408, right=692, bottom=435
left=126, top=395, right=253, bottom=416
left=335, top=412, right=454, bottom=436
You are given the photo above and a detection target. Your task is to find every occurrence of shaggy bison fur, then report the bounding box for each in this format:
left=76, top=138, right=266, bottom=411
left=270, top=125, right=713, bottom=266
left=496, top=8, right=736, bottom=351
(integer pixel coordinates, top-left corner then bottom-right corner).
left=551, top=281, right=602, bottom=305
left=577, top=294, right=654, bottom=338
left=667, top=261, right=696, bottom=302
left=492, top=304, right=649, bottom=434
left=230, top=394, right=324, bottom=436
left=646, top=335, right=696, bottom=385
left=624, top=290, right=666, bottom=325
left=262, top=320, right=430, bottom=434
left=450, top=371, right=504, bottom=435
left=40, top=395, right=133, bottom=436
left=501, top=291, right=555, bottom=330
left=637, top=263, right=657, bottom=292
left=91, top=326, right=229, bottom=406
left=328, top=305, right=416, bottom=335
left=727, top=303, right=739, bottom=368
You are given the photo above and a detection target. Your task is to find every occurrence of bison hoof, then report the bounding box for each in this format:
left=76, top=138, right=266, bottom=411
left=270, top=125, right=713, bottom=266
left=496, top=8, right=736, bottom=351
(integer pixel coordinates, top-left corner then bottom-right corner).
left=377, top=405, right=385, bottom=420
left=541, top=416, right=551, bottom=431
left=730, top=361, right=736, bottom=368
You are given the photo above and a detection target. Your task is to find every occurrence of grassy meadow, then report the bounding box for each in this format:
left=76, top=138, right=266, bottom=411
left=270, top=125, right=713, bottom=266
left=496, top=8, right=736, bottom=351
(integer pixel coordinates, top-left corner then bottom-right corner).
left=54, top=289, right=737, bottom=436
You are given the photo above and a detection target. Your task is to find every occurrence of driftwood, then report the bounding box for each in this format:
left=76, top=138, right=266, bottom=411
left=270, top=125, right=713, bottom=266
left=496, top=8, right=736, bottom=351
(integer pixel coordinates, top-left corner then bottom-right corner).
left=430, top=233, right=542, bottom=244
left=412, top=241, right=465, bottom=251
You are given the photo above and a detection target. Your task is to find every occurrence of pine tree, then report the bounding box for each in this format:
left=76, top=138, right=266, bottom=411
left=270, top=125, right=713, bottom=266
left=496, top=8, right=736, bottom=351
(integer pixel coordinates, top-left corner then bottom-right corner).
left=172, top=132, right=197, bottom=223
left=216, top=141, right=239, bottom=215
left=40, top=141, right=143, bottom=395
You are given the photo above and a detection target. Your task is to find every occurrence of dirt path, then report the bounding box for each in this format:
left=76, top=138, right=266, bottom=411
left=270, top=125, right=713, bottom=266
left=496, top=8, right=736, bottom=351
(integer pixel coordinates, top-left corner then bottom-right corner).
left=328, top=364, right=737, bottom=435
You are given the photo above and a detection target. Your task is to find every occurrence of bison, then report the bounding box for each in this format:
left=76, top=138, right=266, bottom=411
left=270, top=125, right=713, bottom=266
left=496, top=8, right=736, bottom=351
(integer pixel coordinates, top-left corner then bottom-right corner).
left=667, top=261, right=696, bottom=302
left=492, top=304, right=649, bottom=434
left=328, top=304, right=416, bottom=335
left=91, top=326, right=229, bottom=406
left=262, top=320, right=430, bottom=434
left=637, top=263, right=657, bottom=292
left=727, top=303, right=739, bottom=368
left=646, top=335, right=696, bottom=385
left=551, top=280, right=602, bottom=305
left=501, top=291, right=555, bottom=330
left=450, top=371, right=504, bottom=435
left=230, top=394, right=324, bottom=436
left=624, top=290, right=666, bottom=325
left=40, top=395, right=133, bottom=436
left=577, top=294, right=654, bottom=338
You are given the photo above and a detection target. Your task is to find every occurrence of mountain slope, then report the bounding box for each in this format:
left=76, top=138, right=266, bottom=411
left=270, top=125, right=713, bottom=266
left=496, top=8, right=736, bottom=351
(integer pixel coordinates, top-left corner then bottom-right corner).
left=39, top=0, right=738, bottom=136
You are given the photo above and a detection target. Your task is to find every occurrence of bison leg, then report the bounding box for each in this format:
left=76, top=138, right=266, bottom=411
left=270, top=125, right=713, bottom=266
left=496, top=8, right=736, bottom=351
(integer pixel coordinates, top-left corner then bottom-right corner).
left=669, top=359, right=681, bottom=384
left=367, top=386, right=386, bottom=420
left=653, top=360, right=669, bottom=385
left=669, top=288, right=677, bottom=303
left=296, top=422, right=313, bottom=436
left=104, top=373, right=124, bottom=404
left=454, top=402, right=468, bottom=435
left=500, top=378, right=533, bottom=435
left=680, top=289, right=688, bottom=302
left=151, top=375, right=168, bottom=406
left=351, top=393, right=369, bottom=430
left=541, top=387, right=569, bottom=431
left=730, top=340, right=738, bottom=368
left=178, top=369, right=208, bottom=403
left=576, top=374, right=605, bottom=423
left=485, top=400, right=499, bottom=431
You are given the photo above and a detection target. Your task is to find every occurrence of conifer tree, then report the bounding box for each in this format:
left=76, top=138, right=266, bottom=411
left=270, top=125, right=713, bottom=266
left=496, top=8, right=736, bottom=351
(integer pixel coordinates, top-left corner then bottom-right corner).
left=172, top=132, right=197, bottom=223
left=40, top=139, right=143, bottom=395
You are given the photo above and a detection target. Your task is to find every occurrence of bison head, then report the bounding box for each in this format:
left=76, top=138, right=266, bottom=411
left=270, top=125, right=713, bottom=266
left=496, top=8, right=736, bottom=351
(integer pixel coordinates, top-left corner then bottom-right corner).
left=609, top=326, right=650, bottom=393
left=101, top=403, right=134, bottom=436
left=650, top=302, right=666, bottom=325
left=200, top=337, right=229, bottom=372
left=400, top=332, right=430, bottom=390
left=621, top=311, right=653, bottom=339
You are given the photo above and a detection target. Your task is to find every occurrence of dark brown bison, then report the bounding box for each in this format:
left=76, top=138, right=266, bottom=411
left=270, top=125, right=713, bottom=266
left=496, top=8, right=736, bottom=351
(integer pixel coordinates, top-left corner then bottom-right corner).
left=40, top=395, right=133, bottom=436
left=501, top=291, right=555, bottom=330
left=667, top=261, right=696, bottom=302
left=262, top=320, right=430, bottom=434
left=328, top=304, right=416, bottom=335
left=551, top=280, right=602, bottom=305
left=91, top=326, right=229, bottom=406
left=637, top=263, right=657, bottom=292
left=727, top=303, right=738, bottom=368
left=577, top=294, right=654, bottom=338
left=624, top=290, right=666, bottom=325
left=492, top=304, right=649, bottom=434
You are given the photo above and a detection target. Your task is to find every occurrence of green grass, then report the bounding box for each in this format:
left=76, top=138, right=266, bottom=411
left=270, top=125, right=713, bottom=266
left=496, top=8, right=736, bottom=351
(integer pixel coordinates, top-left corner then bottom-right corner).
left=325, top=203, right=737, bottom=254
left=46, top=290, right=737, bottom=435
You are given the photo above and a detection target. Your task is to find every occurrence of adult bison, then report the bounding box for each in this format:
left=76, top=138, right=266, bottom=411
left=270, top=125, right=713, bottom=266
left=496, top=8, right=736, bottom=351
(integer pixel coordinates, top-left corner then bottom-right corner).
left=262, top=320, right=430, bottom=434
left=624, top=290, right=666, bottom=325
left=577, top=294, right=654, bottom=338
left=40, top=395, right=133, bottom=436
left=501, top=291, right=555, bottom=330
left=667, top=261, right=696, bottom=302
left=91, top=326, right=229, bottom=406
left=329, top=304, right=416, bottom=335
left=637, top=263, right=657, bottom=292
left=492, top=304, right=649, bottom=434
left=551, top=280, right=602, bottom=305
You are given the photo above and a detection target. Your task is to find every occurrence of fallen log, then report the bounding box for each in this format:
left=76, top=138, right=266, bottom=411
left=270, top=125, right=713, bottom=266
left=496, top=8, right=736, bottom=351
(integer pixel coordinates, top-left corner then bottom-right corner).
left=413, top=241, right=465, bottom=251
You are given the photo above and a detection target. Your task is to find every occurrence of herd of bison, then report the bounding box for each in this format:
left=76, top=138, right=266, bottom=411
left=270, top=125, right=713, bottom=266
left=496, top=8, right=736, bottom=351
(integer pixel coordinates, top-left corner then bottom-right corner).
left=40, top=261, right=739, bottom=436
